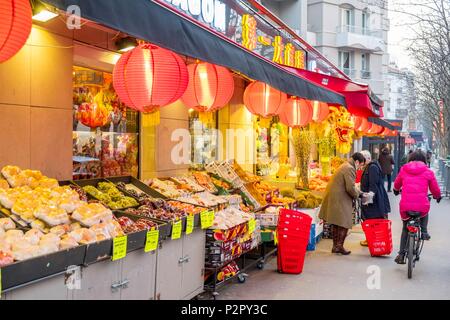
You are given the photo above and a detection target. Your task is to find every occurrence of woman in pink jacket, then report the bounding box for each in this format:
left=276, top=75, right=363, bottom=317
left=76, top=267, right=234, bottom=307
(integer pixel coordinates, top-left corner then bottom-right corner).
left=393, top=151, right=441, bottom=264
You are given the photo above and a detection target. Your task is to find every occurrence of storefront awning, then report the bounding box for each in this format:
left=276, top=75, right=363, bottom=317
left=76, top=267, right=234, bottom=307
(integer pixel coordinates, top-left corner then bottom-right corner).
left=43, top=0, right=346, bottom=106
left=367, top=117, right=396, bottom=130
left=289, top=68, right=383, bottom=117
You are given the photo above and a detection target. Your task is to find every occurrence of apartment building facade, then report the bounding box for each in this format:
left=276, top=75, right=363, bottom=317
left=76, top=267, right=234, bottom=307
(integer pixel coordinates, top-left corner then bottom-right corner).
left=261, top=0, right=389, bottom=106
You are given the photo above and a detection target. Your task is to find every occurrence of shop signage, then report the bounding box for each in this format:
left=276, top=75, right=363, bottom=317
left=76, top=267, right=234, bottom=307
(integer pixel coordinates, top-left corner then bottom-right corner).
left=172, top=220, right=183, bottom=240
left=248, top=218, right=256, bottom=234
left=112, top=236, right=128, bottom=261
left=201, top=210, right=215, bottom=229
left=186, top=215, right=195, bottom=234
left=159, top=0, right=306, bottom=69
left=145, top=229, right=159, bottom=252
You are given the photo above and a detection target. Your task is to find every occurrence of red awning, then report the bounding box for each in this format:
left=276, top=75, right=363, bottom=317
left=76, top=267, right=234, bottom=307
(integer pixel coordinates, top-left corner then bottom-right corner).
left=285, top=67, right=383, bottom=117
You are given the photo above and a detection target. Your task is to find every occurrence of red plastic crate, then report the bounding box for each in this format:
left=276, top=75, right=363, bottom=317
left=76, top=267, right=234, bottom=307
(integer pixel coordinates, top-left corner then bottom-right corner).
left=362, top=219, right=393, bottom=256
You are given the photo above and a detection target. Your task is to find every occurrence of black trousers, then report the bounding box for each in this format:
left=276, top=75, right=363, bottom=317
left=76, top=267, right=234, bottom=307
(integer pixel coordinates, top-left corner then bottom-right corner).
left=384, top=174, right=392, bottom=191
left=399, top=215, right=429, bottom=254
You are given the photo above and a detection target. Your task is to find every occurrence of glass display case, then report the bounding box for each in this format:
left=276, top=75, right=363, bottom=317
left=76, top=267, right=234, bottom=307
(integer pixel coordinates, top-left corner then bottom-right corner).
left=189, top=111, right=218, bottom=169
left=72, top=66, right=139, bottom=179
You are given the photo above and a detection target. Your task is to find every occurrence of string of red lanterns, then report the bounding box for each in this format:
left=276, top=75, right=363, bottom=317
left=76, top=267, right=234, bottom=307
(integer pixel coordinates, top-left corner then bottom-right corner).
left=243, top=81, right=287, bottom=118
left=0, top=0, right=32, bottom=63
left=113, top=43, right=188, bottom=112
left=278, top=97, right=313, bottom=128
left=181, top=62, right=234, bottom=112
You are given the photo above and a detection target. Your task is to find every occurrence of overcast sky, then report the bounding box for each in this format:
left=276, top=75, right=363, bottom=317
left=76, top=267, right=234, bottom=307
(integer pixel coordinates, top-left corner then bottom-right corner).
left=387, top=0, right=422, bottom=69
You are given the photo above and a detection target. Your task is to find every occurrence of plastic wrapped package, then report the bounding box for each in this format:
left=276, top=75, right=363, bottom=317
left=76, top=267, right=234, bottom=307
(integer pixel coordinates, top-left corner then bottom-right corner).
left=0, top=217, right=15, bottom=231
left=49, top=225, right=71, bottom=237
left=13, top=246, right=40, bottom=261
left=31, top=219, right=49, bottom=233
left=0, top=250, right=14, bottom=267
left=38, top=242, right=59, bottom=255
left=60, top=236, right=79, bottom=250
left=33, top=205, right=70, bottom=226
left=11, top=238, right=33, bottom=252
left=4, top=230, right=24, bottom=245
left=0, top=189, right=16, bottom=209
left=90, top=223, right=112, bottom=242
left=70, top=222, right=82, bottom=231
left=0, top=227, right=4, bottom=237
left=69, top=228, right=96, bottom=244
left=24, top=229, right=44, bottom=245
left=105, top=220, right=124, bottom=238
left=1, top=165, right=21, bottom=180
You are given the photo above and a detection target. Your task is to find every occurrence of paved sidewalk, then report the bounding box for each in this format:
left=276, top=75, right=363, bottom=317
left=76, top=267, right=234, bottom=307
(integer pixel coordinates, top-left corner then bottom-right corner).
left=217, top=194, right=450, bottom=300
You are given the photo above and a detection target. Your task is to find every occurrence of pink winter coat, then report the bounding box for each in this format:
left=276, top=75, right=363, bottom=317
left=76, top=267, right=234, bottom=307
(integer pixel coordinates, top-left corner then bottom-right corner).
left=393, top=161, right=441, bottom=220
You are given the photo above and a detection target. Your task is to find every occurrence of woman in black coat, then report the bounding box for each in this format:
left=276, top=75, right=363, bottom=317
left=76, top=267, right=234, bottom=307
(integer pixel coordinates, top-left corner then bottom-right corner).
left=359, top=150, right=391, bottom=246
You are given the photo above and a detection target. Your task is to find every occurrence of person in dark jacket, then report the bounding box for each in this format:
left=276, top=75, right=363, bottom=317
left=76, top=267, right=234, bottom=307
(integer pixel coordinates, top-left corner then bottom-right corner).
left=378, top=147, right=395, bottom=192
left=359, top=150, right=391, bottom=247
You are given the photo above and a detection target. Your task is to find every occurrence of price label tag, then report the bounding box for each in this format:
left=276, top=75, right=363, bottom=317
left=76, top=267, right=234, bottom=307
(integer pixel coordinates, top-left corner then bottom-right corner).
left=145, top=229, right=159, bottom=253
left=248, top=218, right=256, bottom=234
left=186, top=215, right=194, bottom=235
left=201, top=210, right=215, bottom=229
left=112, top=235, right=127, bottom=261
left=171, top=220, right=182, bottom=240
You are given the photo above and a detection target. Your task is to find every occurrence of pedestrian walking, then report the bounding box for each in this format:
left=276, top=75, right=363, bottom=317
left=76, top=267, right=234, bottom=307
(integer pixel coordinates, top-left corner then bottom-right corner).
left=378, top=147, right=395, bottom=192
left=359, top=150, right=391, bottom=247
left=319, top=153, right=365, bottom=255
left=426, top=150, right=432, bottom=168
left=393, top=150, right=442, bottom=264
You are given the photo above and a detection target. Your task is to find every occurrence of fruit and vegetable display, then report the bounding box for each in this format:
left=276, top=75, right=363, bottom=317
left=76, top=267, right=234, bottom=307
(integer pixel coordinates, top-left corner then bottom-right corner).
left=178, top=192, right=228, bottom=208
left=211, top=208, right=254, bottom=230
left=0, top=215, right=124, bottom=266
left=295, top=191, right=323, bottom=209
left=270, top=196, right=296, bottom=206
left=124, top=199, right=203, bottom=222
left=115, top=182, right=149, bottom=202
left=147, top=178, right=189, bottom=198
left=192, top=172, right=218, bottom=194
left=82, top=182, right=139, bottom=209
left=210, top=176, right=232, bottom=191
left=116, top=216, right=158, bottom=233
left=331, top=157, right=346, bottom=174
left=170, top=176, right=205, bottom=193
left=308, top=176, right=329, bottom=192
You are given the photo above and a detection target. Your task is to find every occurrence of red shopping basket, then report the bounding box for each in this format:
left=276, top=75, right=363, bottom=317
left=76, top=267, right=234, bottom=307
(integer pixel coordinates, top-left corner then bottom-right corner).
left=277, top=209, right=312, bottom=274
left=362, top=219, right=393, bottom=256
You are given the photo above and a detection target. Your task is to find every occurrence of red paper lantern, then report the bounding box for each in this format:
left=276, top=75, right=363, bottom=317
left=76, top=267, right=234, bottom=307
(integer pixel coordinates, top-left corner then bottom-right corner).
left=279, top=97, right=313, bottom=128
left=312, top=101, right=329, bottom=122
left=181, top=62, right=234, bottom=112
left=113, top=43, right=188, bottom=112
left=243, top=81, right=287, bottom=117
left=0, top=0, right=32, bottom=63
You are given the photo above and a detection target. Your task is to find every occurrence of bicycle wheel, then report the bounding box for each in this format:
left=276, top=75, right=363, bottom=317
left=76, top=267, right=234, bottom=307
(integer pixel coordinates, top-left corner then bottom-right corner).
left=407, top=233, right=415, bottom=279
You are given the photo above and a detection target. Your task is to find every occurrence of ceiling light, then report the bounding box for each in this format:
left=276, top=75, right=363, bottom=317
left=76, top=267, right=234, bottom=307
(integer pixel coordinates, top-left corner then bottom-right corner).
left=32, top=0, right=59, bottom=22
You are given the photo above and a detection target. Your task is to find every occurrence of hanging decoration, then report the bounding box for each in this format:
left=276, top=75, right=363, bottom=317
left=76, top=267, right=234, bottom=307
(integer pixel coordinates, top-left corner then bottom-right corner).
left=327, top=106, right=355, bottom=154
left=278, top=97, right=313, bottom=128
left=312, top=101, right=329, bottom=123
left=181, top=62, right=234, bottom=112
left=113, top=43, right=188, bottom=124
left=76, top=102, right=109, bottom=129
left=243, top=81, right=287, bottom=118
left=0, top=0, right=32, bottom=63
left=292, top=128, right=314, bottom=190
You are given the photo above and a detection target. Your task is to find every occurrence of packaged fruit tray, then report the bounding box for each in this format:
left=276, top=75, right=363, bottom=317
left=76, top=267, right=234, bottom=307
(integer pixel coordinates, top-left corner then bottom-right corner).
left=113, top=211, right=169, bottom=250
left=73, top=178, right=140, bottom=211
left=107, top=176, right=168, bottom=200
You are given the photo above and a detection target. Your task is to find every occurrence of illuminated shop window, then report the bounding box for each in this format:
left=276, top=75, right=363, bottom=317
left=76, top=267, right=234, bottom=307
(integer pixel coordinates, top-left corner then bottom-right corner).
left=72, top=66, right=139, bottom=179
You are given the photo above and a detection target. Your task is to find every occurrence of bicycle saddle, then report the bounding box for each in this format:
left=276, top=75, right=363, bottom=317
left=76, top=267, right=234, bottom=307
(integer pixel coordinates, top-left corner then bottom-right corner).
left=406, top=211, right=422, bottom=218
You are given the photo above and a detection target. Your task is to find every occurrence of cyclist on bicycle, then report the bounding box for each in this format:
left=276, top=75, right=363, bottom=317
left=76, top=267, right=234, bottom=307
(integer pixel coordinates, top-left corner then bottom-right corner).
left=393, top=150, right=441, bottom=264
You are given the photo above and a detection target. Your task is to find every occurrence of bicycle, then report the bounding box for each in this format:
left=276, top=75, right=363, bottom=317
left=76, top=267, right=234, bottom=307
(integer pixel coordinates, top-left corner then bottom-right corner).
left=403, top=194, right=437, bottom=279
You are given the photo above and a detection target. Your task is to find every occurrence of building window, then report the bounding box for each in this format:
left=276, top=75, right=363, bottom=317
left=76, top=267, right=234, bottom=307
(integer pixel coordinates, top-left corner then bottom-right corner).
left=72, top=66, right=139, bottom=179
left=362, top=10, right=370, bottom=34
left=361, top=53, right=371, bottom=78
left=341, top=6, right=355, bottom=32
left=398, top=87, right=403, bottom=93
left=397, top=98, right=402, bottom=106
left=339, top=51, right=354, bottom=76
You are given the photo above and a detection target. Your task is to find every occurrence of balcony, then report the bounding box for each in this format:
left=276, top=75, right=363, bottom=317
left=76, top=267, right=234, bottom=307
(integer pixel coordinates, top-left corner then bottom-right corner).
left=341, top=68, right=356, bottom=78
left=361, top=70, right=371, bottom=79
left=336, top=25, right=386, bottom=52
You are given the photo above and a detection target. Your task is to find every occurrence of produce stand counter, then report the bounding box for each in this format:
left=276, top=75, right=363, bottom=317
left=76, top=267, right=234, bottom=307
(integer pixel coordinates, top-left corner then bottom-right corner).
left=0, top=176, right=207, bottom=300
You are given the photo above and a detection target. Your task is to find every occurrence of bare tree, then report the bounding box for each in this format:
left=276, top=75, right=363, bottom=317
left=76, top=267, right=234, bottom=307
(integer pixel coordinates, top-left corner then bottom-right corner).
left=391, top=0, right=450, bottom=156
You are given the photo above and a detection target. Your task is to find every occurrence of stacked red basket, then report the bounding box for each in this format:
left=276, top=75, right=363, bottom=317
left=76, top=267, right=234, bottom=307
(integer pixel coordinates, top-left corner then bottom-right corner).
left=277, top=209, right=312, bottom=274
left=362, top=219, right=393, bottom=256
